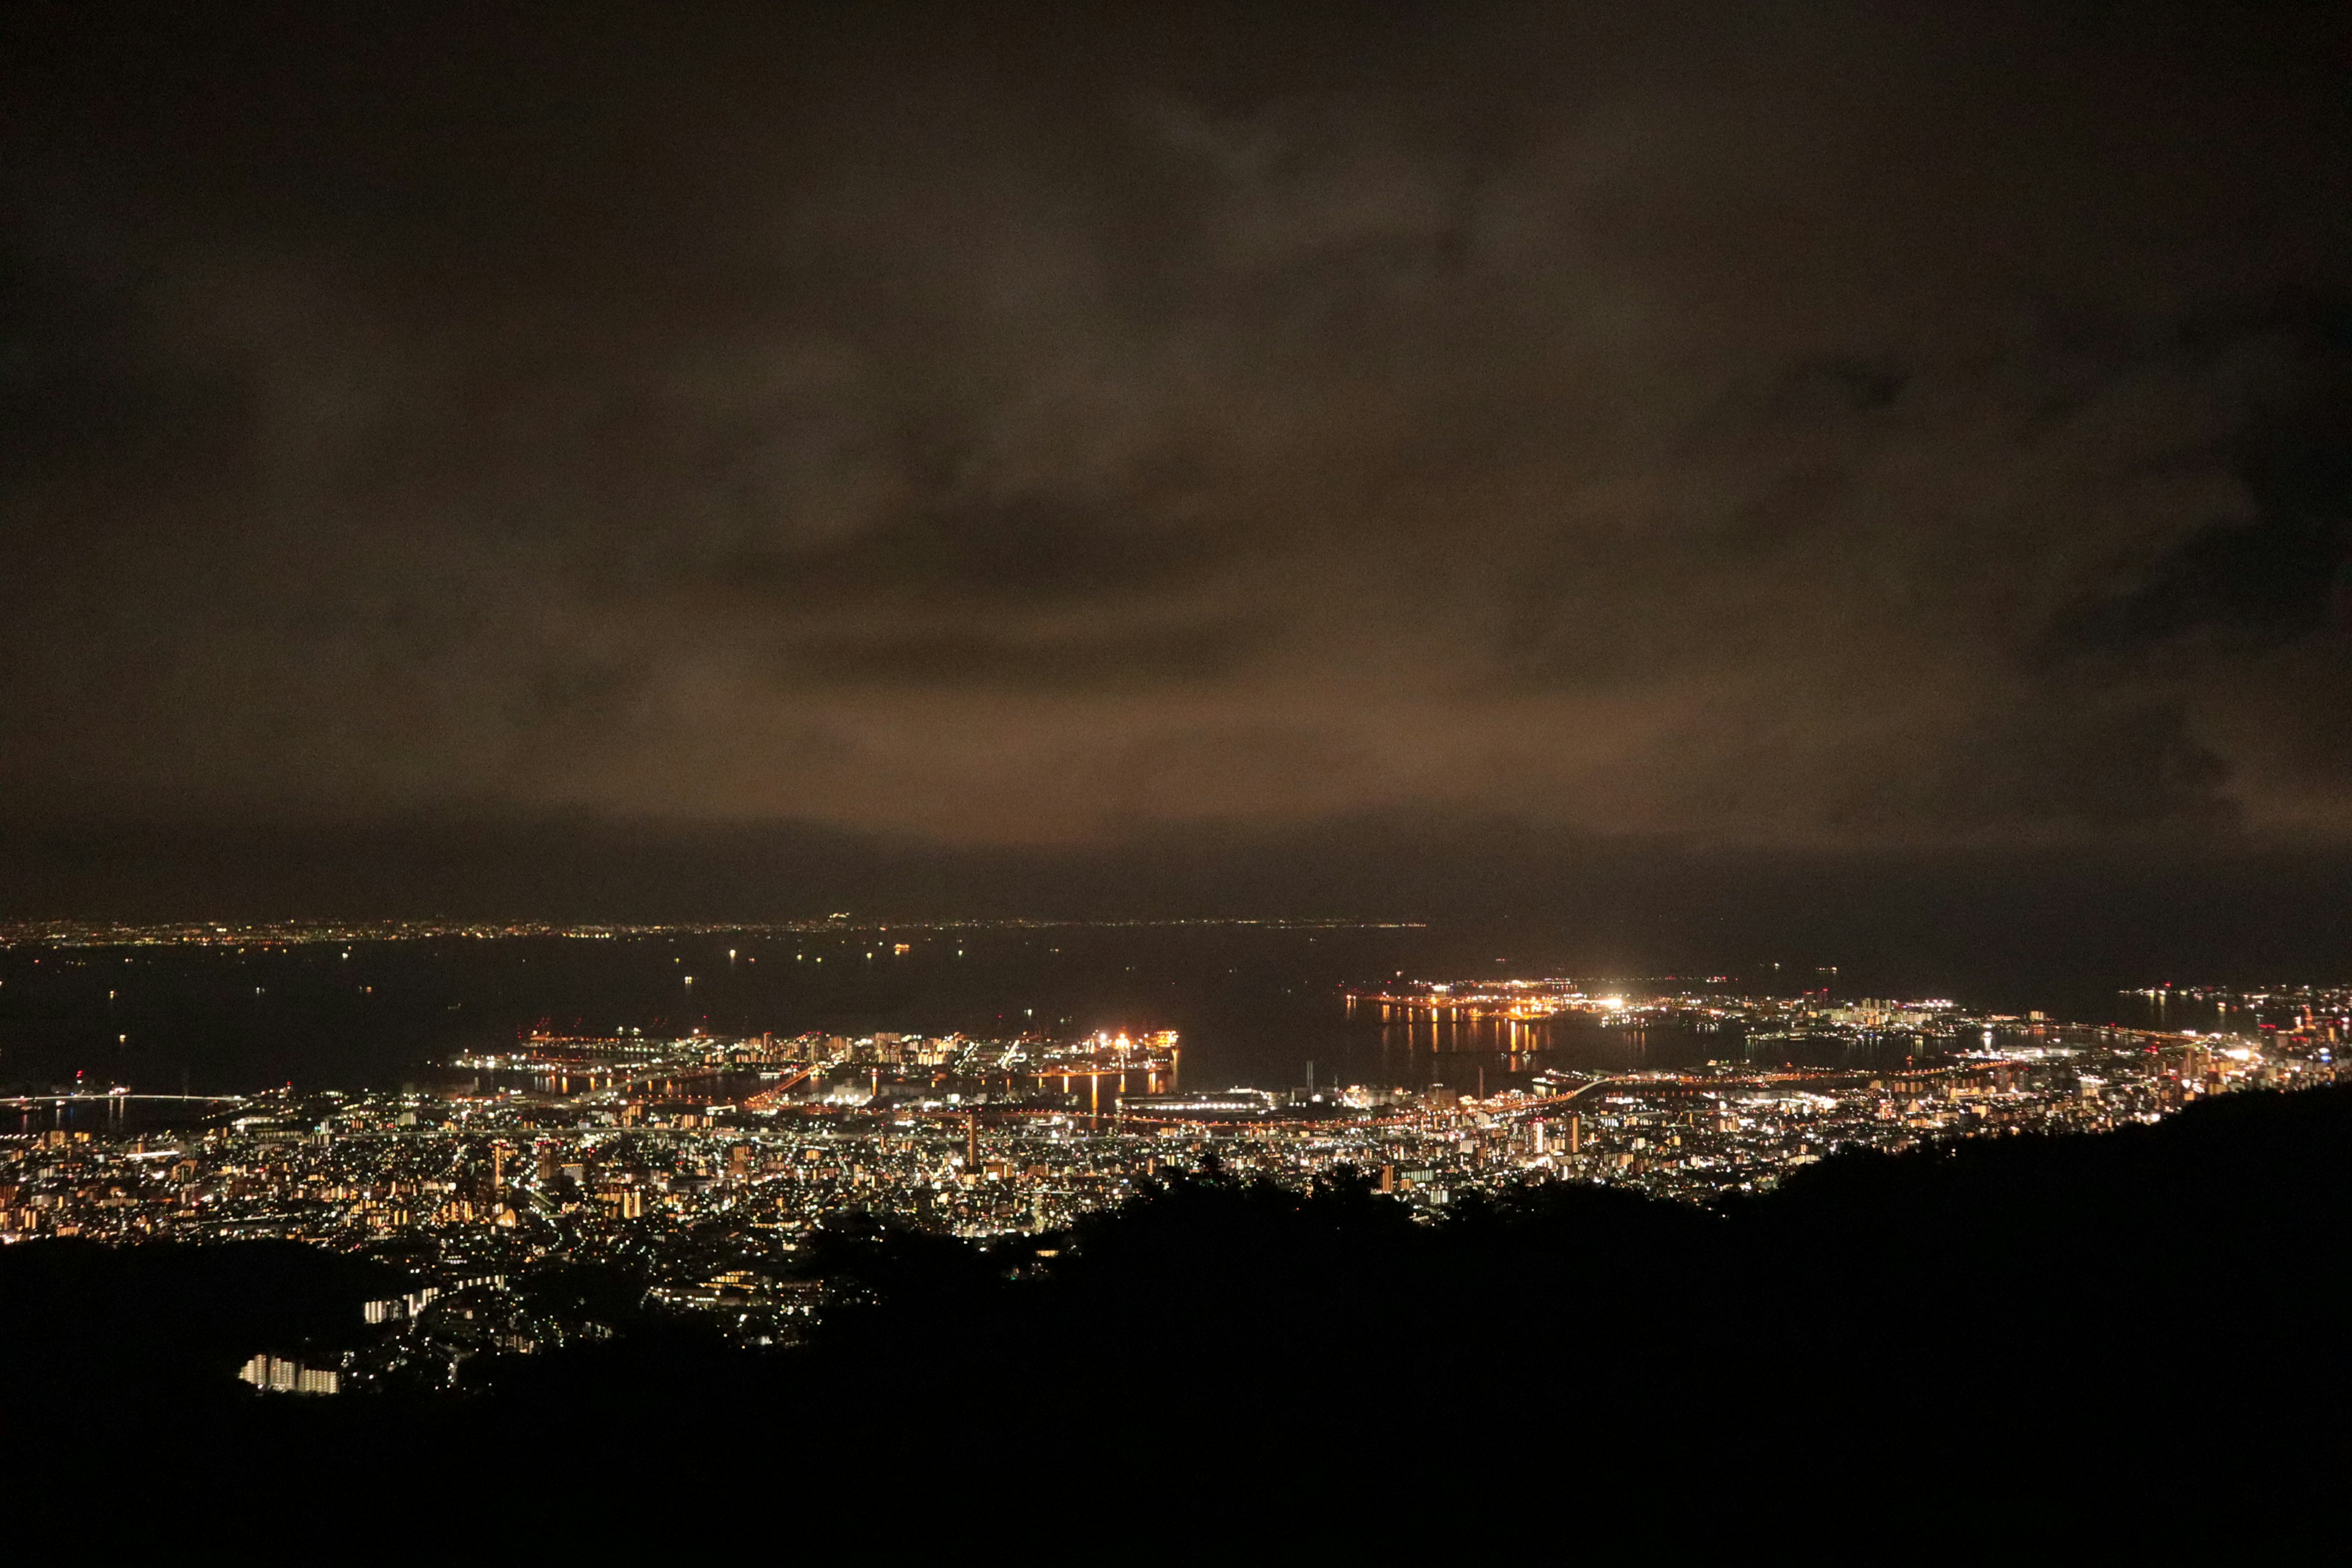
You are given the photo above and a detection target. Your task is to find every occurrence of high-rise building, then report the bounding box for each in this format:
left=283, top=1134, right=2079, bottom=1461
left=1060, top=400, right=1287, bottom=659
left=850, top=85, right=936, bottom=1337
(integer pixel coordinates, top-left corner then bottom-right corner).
left=240, top=1353, right=340, bottom=1396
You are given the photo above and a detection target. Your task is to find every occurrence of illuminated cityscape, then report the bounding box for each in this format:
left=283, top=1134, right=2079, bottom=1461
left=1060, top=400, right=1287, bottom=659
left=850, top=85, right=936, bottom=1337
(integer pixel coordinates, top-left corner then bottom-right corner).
left=7, top=959, right=2340, bottom=1395
left=4, top=4, right=2344, bottom=1538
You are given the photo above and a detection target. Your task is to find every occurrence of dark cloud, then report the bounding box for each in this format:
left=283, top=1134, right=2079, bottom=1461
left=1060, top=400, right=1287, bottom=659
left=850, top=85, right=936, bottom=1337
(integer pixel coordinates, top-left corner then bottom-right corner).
left=2, top=0, right=2348, bottom=909
left=2048, top=332, right=2352, bottom=654
left=720, top=495, right=1238, bottom=612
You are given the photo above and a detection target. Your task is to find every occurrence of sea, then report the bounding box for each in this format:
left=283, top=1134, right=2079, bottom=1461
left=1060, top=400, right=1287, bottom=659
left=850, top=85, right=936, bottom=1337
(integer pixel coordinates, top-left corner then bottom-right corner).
left=0, top=919, right=2247, bottom=1111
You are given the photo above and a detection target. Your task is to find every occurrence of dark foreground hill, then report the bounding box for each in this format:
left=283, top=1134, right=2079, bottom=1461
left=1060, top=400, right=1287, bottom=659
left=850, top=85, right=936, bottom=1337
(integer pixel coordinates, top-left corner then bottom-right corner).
left=9, top=1087, right=2348, bottom=1548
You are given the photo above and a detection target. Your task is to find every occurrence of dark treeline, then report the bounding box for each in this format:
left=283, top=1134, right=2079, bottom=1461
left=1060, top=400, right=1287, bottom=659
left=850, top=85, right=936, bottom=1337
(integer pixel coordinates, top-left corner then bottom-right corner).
left=10, top=1088, right=2348, bottom=1547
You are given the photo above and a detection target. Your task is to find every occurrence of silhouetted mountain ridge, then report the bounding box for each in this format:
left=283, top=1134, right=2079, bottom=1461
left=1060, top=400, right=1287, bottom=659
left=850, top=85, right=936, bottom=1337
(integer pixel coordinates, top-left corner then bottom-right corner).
left=6, top=1088, right=2344, bottom=1546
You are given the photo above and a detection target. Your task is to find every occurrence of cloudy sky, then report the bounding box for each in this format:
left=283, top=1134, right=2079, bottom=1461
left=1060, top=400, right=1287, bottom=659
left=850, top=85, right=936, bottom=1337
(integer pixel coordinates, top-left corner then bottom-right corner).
left=3, top=2, right=2346, bottom=924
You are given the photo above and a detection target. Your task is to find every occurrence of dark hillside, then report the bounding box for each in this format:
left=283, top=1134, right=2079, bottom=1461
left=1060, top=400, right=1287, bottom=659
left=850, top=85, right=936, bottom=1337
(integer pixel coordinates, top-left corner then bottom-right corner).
left=8, top=1088, right=2345, bottom=1545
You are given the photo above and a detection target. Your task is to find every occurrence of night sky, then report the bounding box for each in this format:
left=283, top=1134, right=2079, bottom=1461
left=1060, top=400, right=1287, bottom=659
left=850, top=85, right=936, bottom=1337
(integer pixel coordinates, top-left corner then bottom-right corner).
left=4, top=4, right=2347, bottom=965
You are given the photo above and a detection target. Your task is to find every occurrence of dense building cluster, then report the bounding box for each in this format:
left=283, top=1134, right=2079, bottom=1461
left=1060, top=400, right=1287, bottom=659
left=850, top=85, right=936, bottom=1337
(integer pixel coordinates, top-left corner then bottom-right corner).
left=4, top=982, right=2341, bottom=1392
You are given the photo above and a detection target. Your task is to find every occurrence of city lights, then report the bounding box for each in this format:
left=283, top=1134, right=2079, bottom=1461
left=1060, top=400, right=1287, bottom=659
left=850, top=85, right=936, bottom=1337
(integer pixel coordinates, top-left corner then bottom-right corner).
left=8, top=953, right=2341, bottom=1395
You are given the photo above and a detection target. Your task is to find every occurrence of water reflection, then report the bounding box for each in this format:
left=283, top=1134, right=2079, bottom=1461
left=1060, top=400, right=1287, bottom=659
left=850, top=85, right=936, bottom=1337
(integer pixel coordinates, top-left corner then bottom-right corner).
left=6, top=1095, right=238, bottom=1137
left=1363, top=1003, right=1943, bottom=1093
